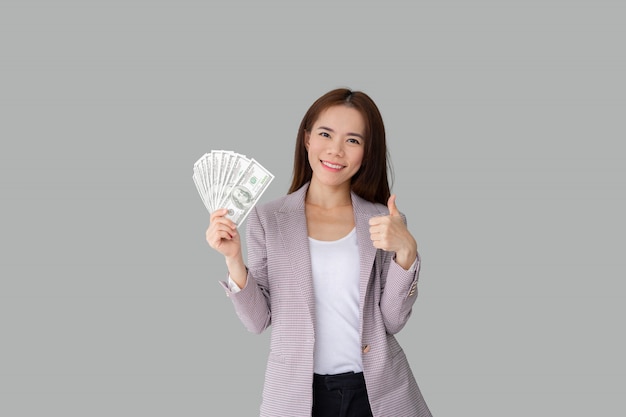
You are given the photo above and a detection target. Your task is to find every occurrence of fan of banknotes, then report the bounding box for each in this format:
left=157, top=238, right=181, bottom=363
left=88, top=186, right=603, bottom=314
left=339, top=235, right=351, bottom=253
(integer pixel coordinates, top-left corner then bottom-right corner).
left=193, top=150, right=275, bottom=225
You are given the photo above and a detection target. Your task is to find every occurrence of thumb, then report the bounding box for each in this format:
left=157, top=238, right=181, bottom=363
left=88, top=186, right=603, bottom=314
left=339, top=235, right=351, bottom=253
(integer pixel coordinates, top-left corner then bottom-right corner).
left=387, top=194, right=400, bottom=216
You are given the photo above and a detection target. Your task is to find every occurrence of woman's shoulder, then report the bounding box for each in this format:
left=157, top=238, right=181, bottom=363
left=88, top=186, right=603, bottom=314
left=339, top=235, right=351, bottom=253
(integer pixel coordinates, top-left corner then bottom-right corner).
left=247, top=192, right=303, bottom=230
left=255, top=193, right=292, bottom=214
left=351, top=192, right=389, bottom=216
left=256, top=183, right=308, bottom=215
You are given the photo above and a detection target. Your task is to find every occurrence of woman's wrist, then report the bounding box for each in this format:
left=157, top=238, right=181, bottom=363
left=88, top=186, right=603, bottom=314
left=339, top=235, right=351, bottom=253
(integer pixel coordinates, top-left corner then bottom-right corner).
left=394, top=238, right=417, bottom=270
left=225, top=254, right=247, bottom=288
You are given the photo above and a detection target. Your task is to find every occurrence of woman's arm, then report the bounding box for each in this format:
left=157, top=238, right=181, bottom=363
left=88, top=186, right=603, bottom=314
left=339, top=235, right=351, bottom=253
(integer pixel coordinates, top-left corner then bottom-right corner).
left=222, top=206, right=272, bottom=334
left=368, top=195, right=421, bottom=334
left=379, top=252, right=420, bottom=334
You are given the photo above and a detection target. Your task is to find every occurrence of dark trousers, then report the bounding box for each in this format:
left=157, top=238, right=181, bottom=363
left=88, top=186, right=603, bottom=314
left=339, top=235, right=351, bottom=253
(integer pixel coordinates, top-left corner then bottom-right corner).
left=312, top=371, right=374, bottom=417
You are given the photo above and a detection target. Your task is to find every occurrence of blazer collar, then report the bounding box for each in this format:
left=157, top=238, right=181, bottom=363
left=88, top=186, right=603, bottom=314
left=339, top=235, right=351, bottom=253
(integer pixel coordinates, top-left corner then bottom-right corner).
left=275, top=183, right=388, bottom=329
left=276, top=182, right=387, bottom=216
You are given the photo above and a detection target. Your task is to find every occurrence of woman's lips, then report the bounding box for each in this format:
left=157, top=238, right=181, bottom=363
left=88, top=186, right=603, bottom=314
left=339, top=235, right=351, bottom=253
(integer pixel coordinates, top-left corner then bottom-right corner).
left=321, top=160, right=344, bottom=170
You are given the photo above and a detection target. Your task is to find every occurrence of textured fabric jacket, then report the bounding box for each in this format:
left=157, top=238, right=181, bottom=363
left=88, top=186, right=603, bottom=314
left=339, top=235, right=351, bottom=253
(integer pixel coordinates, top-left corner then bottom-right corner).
left=220, top=183, right=432, bottom=417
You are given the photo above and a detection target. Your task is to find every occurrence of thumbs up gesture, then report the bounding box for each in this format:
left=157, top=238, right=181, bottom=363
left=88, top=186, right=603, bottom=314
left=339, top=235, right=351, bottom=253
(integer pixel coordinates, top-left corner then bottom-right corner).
left=369, top=195, right=418, bottom=270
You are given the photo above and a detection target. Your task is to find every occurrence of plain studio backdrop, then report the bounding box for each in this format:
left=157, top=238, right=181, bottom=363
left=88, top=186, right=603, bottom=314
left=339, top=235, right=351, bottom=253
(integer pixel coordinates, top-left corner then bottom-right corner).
left=1, top=1, right=624, bottom=416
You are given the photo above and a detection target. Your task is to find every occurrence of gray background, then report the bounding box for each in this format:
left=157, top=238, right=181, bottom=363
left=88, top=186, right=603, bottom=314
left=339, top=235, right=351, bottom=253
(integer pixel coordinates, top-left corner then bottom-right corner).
left=1, top=0, right=624, bottom=415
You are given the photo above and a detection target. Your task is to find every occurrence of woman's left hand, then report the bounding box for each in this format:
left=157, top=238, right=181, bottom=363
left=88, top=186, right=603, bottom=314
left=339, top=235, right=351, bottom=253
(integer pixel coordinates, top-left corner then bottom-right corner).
left=369, top=195, right=418, bottom=270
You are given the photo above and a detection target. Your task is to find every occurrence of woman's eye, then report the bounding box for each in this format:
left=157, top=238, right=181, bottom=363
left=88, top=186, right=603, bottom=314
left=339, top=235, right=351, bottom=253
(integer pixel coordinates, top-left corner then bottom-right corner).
left=347, top=138, right=361, bottom=145
left=319, top=132, right=331, bottom=138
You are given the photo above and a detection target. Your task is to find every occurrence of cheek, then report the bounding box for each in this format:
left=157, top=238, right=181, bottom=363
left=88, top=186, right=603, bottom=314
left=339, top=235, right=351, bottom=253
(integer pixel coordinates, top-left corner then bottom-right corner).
left=354, top=149, right=365, bottom=168
left=307, top=147, right=318, bottom=166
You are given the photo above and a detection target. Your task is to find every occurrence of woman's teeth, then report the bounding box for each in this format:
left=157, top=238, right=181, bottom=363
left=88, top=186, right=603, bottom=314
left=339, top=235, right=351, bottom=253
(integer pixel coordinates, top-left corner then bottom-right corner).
left=322, top=161, right=343, bottom=169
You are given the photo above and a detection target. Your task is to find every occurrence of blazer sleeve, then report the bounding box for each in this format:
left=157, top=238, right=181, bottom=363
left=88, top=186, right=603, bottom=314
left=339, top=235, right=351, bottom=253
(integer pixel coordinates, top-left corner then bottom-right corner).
left=378, top=213, right=421, bottom=335
left=220, top=206, right=272, bottom=334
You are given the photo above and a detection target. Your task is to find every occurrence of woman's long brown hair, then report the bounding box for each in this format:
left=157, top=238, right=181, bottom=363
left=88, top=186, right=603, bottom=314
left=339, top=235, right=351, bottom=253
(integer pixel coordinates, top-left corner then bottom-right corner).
left=288, top=88, right=392, bottom=205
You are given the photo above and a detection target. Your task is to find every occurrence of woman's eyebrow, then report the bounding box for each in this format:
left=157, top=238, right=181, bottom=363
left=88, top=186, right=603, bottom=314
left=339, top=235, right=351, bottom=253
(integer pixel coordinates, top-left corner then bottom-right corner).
left=317, top=126, right=364, bottom=139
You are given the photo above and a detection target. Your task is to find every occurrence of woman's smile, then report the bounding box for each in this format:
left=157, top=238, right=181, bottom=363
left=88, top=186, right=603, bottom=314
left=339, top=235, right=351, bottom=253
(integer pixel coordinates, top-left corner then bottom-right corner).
left=305, top=105, right=365, bottom=189
left=321, top=160, right=345, bottom=171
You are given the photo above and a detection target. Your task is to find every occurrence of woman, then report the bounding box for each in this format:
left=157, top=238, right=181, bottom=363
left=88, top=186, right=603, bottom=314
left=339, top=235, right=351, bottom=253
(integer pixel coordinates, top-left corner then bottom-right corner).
left=206, top=88, right=432, bottom=417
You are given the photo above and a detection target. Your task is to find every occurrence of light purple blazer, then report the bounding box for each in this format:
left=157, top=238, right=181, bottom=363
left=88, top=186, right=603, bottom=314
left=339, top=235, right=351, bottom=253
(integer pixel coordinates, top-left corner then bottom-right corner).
left=220, top=183, right=432, bottom=417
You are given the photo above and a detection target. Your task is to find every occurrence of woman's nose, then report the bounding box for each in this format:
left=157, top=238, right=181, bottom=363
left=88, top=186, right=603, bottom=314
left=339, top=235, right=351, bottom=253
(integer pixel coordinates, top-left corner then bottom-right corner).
left=327, top=139, right=344, bottom=156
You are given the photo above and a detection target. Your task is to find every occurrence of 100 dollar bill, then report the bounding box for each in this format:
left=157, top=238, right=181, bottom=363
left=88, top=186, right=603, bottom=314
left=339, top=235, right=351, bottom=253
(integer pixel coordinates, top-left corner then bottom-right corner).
left=220, top=158, right=274, bottom=225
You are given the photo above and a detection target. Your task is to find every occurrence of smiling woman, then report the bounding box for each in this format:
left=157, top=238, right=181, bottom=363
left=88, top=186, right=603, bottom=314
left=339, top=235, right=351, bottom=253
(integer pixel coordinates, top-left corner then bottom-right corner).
left=304, top=105, right=365, bottom=192
left=291, top=89, right=392, bottom=206
left=205, top=88, right=432, bottom=417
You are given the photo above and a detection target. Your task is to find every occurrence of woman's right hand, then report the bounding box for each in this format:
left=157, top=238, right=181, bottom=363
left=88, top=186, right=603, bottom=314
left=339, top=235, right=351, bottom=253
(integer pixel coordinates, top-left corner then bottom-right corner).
left=206, top=208, right=241, bottom=260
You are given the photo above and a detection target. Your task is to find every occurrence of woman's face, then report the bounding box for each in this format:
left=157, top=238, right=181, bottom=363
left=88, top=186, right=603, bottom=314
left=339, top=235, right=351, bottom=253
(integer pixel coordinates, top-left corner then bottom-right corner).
left=305, top=105, right=365, bottom=190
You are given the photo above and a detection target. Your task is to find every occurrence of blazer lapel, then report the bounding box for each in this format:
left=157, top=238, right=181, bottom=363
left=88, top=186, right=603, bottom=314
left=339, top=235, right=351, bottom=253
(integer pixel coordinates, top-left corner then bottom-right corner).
left=275, top=185, right=316, bottom=325
left=351, top=192, right=387, bottom=331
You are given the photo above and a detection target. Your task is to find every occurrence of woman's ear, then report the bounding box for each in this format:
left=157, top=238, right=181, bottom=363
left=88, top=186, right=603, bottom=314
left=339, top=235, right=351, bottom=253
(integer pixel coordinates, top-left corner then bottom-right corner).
left=304, top=131, right=310, bottom=150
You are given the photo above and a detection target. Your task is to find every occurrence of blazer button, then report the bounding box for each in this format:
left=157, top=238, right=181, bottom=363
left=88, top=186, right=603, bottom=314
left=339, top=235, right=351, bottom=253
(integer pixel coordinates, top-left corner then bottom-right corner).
left=362, top=344, right=370, bottom=354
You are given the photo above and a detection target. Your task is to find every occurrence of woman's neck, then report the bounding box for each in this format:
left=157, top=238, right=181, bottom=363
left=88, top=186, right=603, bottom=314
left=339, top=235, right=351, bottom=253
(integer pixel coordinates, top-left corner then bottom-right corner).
left=305, top=180, right=352, bottom=209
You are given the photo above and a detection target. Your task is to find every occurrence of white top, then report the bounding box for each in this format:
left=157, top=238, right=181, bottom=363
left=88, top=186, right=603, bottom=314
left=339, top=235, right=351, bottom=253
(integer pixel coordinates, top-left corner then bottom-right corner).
left=308, top=228, right=363, bottom=375
left=226, top=228, right=420, bottom=374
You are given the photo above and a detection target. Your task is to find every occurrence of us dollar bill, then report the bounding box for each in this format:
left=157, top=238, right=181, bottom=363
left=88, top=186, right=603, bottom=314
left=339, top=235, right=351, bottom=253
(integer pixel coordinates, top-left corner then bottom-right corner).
left=217, top=153, right=251, bottom=209
left=193, top=153, right=212, bottom=212
left=222, top=158, right=274, bottom=225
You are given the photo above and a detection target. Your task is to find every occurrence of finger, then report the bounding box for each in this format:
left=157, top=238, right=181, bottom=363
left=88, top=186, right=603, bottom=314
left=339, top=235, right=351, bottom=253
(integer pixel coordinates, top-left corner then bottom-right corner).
left=210, top=223, right=238, bottom=238
left=371, top=239, right=387, bottom=251
left=369, top=214, right=386, bottom=226
left=209, top=230, right=237, bottom=248
left=209, top=208, right=229, bottom=222
left=210, top=212, right=237, bottom=230
left=370, top=229, right=386, bottom=243
left=207, top=226, right=235, bottom=243
left=216, top=229, right=235, bottom=240
left=387, top=194, right=400, bottom=217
